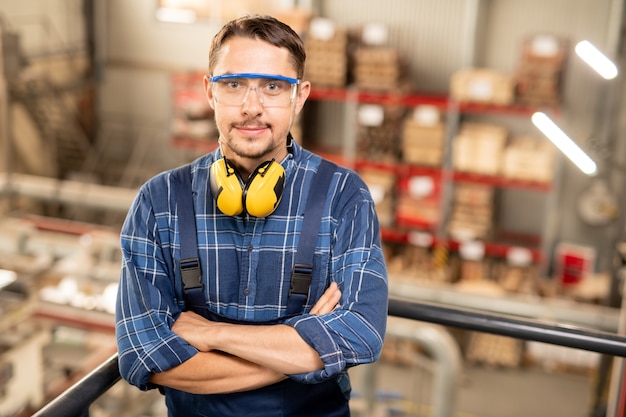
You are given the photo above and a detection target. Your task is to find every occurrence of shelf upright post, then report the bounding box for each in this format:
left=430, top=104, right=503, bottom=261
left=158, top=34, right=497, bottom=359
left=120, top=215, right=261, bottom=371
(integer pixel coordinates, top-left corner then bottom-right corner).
left=537, top=142, right=564, bottom=278
left=0, top=21, right=13, bottom=215
left=459, top=0, right=487, bottom=69
left=436, top=0, right=485, bottom=247
left=342, top=85, right=359, bottom=169
left=606, top=187, right=626, bottom=417
left=436, top=99, right=459, bottom=242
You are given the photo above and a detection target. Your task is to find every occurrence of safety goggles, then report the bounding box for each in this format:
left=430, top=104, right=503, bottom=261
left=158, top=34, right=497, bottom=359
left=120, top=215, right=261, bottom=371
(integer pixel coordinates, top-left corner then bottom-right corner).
left=209, top=73, right=300, bottom=108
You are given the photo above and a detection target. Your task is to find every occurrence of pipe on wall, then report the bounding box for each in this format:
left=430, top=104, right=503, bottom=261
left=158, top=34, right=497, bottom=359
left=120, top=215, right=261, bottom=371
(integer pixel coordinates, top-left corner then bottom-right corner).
left=0, top=172, right=137, bottom=212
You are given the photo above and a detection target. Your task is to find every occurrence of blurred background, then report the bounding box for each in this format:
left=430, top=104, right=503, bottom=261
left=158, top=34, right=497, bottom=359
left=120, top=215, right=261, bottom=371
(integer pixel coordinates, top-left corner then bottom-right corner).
left=1, top=1, right=626, bottom=416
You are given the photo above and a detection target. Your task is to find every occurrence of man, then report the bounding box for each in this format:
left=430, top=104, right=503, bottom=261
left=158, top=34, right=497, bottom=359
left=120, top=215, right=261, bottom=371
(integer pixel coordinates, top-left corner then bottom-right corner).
left=116, top=14, right=388, bottom=417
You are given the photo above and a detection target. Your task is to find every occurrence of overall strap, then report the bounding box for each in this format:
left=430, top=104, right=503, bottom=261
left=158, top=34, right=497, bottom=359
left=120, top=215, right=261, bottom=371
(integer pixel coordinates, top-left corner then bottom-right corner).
left=174, top=159, right=336, bottom=314
left=287, top=159, right=336, bottom=315
left=172, top=164, right=205, bottom=309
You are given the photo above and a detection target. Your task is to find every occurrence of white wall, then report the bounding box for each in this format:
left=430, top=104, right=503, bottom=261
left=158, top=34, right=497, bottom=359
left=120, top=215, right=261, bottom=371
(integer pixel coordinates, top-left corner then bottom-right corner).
left=102, top=0, right=220, bottom=70
left=98, top=0, right=220, bottom=127
left=0, top=0, right=85, bottom=54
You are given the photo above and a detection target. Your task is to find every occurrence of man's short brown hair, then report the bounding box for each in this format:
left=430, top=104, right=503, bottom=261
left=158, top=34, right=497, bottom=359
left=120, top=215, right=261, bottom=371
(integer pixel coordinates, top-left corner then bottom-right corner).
left=209, top=15, right=306, bottom=78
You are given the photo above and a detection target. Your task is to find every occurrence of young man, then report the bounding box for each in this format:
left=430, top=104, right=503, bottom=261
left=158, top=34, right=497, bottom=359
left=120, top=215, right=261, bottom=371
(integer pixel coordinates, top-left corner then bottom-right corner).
left=116, top=15, right=388, bottom=417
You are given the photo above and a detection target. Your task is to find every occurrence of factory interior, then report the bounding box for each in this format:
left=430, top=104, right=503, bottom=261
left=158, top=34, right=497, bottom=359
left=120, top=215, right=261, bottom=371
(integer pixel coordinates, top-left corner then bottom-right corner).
left=2, top=1, right=626, bottom=416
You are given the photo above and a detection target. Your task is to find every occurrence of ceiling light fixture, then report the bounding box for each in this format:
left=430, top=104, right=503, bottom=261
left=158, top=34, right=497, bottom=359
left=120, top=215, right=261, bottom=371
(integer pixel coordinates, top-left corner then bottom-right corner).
left=155, top=7, right=197, bottom=24
left=531, top=112, right=597, bottom=176
left=575, top=40, right=618, bottom=80
left=0, top=269, right=16, bottom=290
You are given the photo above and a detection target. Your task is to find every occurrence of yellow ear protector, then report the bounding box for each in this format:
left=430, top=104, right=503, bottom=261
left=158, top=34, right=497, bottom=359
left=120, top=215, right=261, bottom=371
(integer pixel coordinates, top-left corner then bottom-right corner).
left=209, top=157, right=286, bottom=217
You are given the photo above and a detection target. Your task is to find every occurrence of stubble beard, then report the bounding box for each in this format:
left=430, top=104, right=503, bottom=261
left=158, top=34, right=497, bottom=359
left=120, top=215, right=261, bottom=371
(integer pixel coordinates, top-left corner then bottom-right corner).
left=223, top=122, right=277, bottom=160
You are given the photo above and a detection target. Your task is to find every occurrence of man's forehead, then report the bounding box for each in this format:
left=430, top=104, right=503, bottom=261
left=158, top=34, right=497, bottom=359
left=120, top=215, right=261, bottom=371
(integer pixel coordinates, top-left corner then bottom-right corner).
left=212, top=37, right=295, bottom=75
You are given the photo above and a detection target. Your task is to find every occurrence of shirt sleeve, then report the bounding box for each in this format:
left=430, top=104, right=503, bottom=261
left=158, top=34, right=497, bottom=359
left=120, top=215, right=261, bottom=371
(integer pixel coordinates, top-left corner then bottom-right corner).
left=285, top=178, right=389, bottom=384
left=115, top=182, right=198, bottom=391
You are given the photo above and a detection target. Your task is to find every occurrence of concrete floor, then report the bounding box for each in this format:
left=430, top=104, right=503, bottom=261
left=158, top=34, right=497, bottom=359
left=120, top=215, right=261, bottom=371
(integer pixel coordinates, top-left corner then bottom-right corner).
left=456, top=366, right=594, bottom=417
left=350, top=361, right=596, bottom=417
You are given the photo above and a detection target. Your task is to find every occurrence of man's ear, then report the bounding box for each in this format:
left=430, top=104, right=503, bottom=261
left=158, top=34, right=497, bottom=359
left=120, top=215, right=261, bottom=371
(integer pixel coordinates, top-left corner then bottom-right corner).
left=203, top=75, right=216, bottom=110
left=294, top=80, right=311, bottom=115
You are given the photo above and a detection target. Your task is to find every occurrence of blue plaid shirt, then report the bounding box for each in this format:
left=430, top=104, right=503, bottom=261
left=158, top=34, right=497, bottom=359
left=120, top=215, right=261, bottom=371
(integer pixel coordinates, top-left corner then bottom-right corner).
left=115, top=141, right=388, bottom=392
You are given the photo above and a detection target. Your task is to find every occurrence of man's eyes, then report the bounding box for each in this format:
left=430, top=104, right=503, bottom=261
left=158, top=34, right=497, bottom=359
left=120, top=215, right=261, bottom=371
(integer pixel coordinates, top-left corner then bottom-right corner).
left=225, top=80, right=243, bottom=89
left=221, top=79, right=288, bottom=91
left=264, top=81, right=289, bottom=91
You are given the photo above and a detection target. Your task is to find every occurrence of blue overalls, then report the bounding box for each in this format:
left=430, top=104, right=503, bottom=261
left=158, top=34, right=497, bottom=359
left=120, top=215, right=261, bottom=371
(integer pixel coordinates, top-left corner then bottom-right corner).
left=162, top=160, right=351, bottom=416
left=164, top=379, right=350, bottom=417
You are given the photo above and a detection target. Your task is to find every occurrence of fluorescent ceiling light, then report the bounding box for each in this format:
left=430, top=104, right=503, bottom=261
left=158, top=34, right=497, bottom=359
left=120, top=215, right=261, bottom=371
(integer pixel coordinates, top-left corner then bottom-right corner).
left=0, top=269, right=17, bottom=290
left=155, top=7, right=197, bottom=23
left=531, top=112, right=597, bottom=176
left=575, top=40, right=618, bottom=80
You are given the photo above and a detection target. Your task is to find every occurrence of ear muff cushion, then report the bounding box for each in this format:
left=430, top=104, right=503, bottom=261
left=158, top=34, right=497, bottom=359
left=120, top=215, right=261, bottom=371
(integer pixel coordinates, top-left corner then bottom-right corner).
left=210, top=158, right=245, bottom=216
left=244, top=160, right=286, bottom=218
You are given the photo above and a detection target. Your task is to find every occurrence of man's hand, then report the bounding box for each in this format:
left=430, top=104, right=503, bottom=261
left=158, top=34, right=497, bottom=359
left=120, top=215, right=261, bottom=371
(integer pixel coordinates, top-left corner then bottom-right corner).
left=172, top=281, right=342, bottom=351
left=310, top=281, right=341, bottom=315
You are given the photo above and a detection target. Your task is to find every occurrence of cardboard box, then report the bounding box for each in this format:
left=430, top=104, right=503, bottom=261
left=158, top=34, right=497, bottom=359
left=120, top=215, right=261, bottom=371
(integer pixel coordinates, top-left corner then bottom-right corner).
left=305, top=26, right=349, bottom=87
left=353, top=47, right=408, bottom=91
left=359, top=168, right=396, bottom=227
left=450, top=68, right=515, bottom=105
left=515, top=35, right=568, bottom=106
left=453, top=123, right=508, bottom=175
left=401, top=122, right=445, bottom=166
left=395, top=175, right=441, bottom=228
left=447, top=184, right=494, bottom=240
left=502, top=136, right=555, bottom=182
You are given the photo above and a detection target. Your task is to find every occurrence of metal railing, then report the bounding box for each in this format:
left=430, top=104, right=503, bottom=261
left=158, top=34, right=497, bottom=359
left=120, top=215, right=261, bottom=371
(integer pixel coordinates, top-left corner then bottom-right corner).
left=32, top=297, right=626, bottom=417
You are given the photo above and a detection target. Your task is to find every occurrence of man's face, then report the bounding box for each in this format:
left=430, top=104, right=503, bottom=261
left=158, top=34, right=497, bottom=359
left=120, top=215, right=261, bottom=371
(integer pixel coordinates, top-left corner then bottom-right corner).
left=204, top=37, right=310, bottom=174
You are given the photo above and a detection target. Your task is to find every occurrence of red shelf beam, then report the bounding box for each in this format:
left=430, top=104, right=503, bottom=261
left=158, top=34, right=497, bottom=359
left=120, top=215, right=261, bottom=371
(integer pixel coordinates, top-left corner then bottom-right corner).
left=308, top=86, right=449, bottom=110
left=380, top=227, right=543, bottom=262
left=452, top=171, right=552, bottom=192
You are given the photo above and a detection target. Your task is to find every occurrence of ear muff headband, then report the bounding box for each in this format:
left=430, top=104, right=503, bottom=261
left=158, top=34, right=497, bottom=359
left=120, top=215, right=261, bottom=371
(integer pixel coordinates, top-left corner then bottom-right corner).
left=209, top=157, right=286, bottom=217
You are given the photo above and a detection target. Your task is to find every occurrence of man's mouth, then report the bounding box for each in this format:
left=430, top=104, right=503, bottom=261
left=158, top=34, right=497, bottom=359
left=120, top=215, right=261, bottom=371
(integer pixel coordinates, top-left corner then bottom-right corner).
left=233, top=123, right=270, bottom=133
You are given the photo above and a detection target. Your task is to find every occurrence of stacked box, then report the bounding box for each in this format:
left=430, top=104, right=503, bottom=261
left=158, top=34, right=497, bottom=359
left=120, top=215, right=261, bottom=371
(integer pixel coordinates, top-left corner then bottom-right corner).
left=356, top=105, right=404, bottom=162
left=497, top=264, right=540, bottom=294
left=452, top=123, right=508, bottom=175
left=353, top=47, right=408, bottom=91
left=447, top=184, right=494, bottom=240
left=515, top=35, right=568, bottom=107
left=359, top=168, right=396, bottom=228
left=401, top=116, right=445, bottom=166
left=304, top=27, right=349, bottom=87
left=450, top=68, right=515, bottom=105
left=396, top=194, right=440, bottom=228
left=466, top=333, right=524, bottom=368
left=385, top=244, right=435, bottom=282
left=502, top=136, right=556, bottom=182
left=395, top=176, right=441, bottom=229
left=274, top=8, right=313, bottom=35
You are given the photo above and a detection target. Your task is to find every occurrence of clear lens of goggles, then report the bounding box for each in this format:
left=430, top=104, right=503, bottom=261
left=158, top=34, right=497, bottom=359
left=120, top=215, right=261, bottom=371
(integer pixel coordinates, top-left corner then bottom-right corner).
left=210, top=73, right=300, bottom=107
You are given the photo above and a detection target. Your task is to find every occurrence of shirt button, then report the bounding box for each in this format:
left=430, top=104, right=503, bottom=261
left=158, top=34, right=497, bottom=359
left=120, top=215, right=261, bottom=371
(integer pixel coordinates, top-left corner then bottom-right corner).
left=247, top=245, right=253, bottom=252
left=243, top=288, right=250, bottom=296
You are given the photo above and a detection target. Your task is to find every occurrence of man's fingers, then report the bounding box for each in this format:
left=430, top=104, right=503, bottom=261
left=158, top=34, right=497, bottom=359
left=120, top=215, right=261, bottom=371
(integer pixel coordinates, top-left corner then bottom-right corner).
left=310, top=282, right=341, bottom=316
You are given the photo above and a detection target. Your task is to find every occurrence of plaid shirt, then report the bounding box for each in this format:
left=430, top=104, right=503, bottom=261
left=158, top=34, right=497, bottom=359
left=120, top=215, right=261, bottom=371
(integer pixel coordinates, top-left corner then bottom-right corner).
left=115, top=140, right=388, bottom=392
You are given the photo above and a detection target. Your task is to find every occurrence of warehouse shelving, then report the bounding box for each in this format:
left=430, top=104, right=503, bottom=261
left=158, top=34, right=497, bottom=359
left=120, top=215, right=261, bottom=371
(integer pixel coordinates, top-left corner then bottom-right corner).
left=306, top=85, right=558, bottom=269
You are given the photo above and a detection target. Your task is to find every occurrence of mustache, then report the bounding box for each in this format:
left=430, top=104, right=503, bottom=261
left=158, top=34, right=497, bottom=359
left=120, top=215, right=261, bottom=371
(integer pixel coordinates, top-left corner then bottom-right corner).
left=232, top=120, right=270, bottom=129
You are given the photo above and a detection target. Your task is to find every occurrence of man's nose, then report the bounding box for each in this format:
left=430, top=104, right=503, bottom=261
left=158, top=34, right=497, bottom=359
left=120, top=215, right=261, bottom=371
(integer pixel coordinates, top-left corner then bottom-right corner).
left=241, top=86, right=264, bottom=111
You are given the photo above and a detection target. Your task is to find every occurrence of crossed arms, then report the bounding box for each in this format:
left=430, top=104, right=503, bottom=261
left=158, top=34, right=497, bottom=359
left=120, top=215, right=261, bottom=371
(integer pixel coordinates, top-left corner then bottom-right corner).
left=149, top=282, right=342, bottom=394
